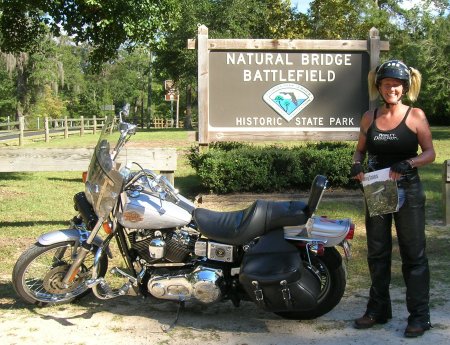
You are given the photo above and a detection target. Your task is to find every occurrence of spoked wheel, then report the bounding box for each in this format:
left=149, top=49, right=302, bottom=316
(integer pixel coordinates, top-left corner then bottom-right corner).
left=275, top=247, right=346, bottom=320
left=12, top=241, right=107, bottom=306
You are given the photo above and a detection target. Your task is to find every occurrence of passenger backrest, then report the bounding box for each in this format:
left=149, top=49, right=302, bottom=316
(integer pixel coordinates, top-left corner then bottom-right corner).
left=306, top=175, right=328, bottom=217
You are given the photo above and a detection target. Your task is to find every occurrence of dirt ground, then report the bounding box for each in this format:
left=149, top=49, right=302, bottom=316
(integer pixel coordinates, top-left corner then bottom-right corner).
left=1, top=191, right=449, bottom=345
left=1, top=283, right=450, bottom=345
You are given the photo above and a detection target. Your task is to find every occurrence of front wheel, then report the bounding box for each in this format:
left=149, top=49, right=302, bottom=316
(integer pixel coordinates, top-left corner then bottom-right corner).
left=12, top=241, right=108, bottom=306
left=275, top=247, right=346, bottom=320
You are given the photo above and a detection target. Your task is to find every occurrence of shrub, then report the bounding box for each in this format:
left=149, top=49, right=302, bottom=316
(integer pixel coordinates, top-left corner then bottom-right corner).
left=187, top=142, right=355, bottom=194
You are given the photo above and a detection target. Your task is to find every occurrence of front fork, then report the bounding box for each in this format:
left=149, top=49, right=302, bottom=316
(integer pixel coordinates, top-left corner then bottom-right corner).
left=67, top=216, right=142, bottom=299
left=62, top=216, right=104, bottom=286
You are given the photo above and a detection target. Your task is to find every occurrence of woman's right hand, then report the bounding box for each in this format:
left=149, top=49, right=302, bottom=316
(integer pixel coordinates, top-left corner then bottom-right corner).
left=350, top=162, right=364, bottom=182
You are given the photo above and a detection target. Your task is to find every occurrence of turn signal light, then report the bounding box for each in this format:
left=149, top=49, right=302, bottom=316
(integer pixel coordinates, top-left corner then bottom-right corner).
left=102, top=221, right=112, bottom=234
left=346, top=223, right=355, bottom=240
left=82, top=171, right=88, bottom=183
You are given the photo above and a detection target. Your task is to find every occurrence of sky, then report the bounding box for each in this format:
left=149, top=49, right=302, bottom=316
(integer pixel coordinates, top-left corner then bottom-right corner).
left=291, top=0, right=310, bottom=13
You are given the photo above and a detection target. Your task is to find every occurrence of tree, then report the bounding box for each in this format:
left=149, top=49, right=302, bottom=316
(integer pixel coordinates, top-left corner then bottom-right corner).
left=107, top=48, right=153, bottom=126
left=1, top=35, right=69, bottom=120
left=32, top=84, right=67, bottom=123
left=388, top=11, right=450, bottom=123
left=417, top=16, right=450, bottom=123
left=1, top=0, right=448, bottom=125
left=154, top=0, right=305, bottom=129
left=0, top=0, right=181, bottom=70
left=0, top=57, right=15, bottom=119
left=307, top=0, right=393, bottom=39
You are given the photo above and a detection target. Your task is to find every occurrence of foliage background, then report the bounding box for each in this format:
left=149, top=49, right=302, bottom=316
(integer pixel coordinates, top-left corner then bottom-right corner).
left=0, top=0, right=448, bottom=128
left=188, top=142, right=356, bottom=193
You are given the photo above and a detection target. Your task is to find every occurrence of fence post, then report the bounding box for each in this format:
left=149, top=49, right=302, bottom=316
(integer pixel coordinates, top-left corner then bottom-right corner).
left=368, top=27, right=381, bottom=111
left=80, top=116, right=84, bottom=136
left=64, top=116, right=68, bottom=138
left=45, top=117, right=50, bottom=143
left=197, top=25, right=209, bottom=144
left=19, top=116, right=24, bottom=146
left=444, top=160, right=450, bottom=225
left=93, top=116, right=97, bottom=134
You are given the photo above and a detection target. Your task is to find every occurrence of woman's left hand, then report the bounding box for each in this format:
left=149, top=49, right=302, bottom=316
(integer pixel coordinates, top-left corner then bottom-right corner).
left=390, top=160, right=411, bottom=180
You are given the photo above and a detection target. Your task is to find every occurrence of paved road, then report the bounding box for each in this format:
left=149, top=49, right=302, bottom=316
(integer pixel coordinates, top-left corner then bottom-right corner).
left=0, top=128, right=69, bottom=142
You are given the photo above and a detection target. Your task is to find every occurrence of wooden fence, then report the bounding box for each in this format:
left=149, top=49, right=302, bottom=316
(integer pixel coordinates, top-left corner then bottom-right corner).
left=0, top=147, right=178, bottom=184
left=0, top=116, right=107, bottom=146
left=0, top=116, right=196, bottom=145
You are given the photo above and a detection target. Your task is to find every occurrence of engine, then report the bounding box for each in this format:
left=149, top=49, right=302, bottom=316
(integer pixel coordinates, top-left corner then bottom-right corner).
left=147, top=265, right=224, bottom=304
left=126, top=228, right=236, bottom=304
left=127, top=228, right=197, bottom=264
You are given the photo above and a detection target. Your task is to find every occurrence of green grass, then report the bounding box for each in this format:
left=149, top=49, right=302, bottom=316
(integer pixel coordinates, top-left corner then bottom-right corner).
left=1, top=126, right=449, bottom=306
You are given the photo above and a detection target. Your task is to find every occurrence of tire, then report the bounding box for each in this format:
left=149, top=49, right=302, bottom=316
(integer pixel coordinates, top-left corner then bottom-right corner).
left=275, top=247, right=346, bottom=320
left=12, top=241, right=108, bottom=306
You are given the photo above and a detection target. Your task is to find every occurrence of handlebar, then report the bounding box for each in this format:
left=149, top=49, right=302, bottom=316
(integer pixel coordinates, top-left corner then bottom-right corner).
left=124, top=168, right=180, bottom=202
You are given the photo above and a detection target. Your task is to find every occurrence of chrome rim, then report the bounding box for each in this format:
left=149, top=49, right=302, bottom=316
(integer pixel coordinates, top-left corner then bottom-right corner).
left=305, top=258, right=331, bottom=302
left=22, top=244, right=95, bottom=303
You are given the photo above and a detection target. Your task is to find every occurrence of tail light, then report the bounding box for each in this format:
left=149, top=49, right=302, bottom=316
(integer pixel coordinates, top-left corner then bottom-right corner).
left=346, top=223, right=355, bottom=240
left=82, top=171, right=88, bottom=183
left=315, top=243, right=325, bottom=256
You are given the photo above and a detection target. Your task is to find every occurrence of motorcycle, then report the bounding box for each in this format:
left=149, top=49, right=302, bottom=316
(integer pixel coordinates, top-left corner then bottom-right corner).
left=12, top=115, right=354, bottom=321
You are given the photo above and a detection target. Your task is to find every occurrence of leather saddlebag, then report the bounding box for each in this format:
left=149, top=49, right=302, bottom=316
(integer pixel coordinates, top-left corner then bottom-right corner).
left=239, top=230, right=320, bottom=312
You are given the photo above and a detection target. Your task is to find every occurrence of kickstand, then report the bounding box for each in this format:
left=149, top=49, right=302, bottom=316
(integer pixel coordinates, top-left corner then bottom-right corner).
left=161, top=300, right=185, bottom=333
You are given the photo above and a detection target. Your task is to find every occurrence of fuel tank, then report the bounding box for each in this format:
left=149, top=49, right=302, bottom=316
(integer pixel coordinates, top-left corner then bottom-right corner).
left=118, top=191, right=192, bottom=229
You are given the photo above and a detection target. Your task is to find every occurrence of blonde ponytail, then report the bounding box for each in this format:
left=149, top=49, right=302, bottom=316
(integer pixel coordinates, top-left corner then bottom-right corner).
left=407, top=67, right=422, bottom=102
left=367, top=64, right=422, bottom=102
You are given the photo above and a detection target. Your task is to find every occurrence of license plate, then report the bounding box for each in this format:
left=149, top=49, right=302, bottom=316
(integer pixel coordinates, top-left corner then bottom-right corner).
left=342, top=240, right=352, bottom=259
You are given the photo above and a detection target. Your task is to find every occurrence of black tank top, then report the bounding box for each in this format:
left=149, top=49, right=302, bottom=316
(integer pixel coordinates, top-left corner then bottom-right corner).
left=366, top=107, right=418, bottom=170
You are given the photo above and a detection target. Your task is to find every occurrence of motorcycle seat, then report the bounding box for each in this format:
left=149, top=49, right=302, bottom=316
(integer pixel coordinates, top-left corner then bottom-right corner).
left=193, top=200, right=308, bottom=245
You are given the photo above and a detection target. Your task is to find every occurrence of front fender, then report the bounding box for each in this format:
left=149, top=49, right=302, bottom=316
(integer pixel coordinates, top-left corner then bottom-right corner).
left=38, top=229, right=105, bottom=251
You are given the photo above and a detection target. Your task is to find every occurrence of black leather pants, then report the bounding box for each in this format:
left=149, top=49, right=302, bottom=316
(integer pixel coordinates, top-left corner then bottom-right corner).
left=364, top=173, right=430, bottom=326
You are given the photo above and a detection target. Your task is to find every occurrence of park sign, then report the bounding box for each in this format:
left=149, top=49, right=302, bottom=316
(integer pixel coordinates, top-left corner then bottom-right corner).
left=188, top=26, right=389, bottom=144
left=211, top=52, right=366, bottom=127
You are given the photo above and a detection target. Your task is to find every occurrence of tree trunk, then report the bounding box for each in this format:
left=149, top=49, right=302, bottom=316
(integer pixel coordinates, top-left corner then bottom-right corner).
left=133, top=98, right=139, bottom=125
left=184, top=84, right=193, bottom=129
left=140, top=96, right=144, bottom=128
left=15, top=53, right=29, bottom=121
left=146, top=51, right=153, bottom=129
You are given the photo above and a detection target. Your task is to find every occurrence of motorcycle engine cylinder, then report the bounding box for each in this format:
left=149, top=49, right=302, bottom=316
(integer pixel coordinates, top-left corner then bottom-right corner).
left=165, top=230, right=195, bottom=262
left=149, top=237, right=165, bottom=259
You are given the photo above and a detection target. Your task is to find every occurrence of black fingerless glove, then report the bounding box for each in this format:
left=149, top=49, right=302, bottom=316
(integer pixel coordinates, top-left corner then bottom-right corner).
left=390, top=160, right=411, bottom=174
left=350, top=162, right=363, bottom=177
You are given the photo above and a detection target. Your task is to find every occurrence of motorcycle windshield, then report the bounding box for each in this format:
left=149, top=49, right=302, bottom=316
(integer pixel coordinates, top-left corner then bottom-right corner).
left=85, top=115, right=125, bottom=218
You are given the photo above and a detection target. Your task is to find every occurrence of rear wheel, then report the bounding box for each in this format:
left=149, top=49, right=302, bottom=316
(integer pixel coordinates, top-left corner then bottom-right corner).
left=12, top=241, right=108, bottom=306
left=275, top=247, right=346, bottom=320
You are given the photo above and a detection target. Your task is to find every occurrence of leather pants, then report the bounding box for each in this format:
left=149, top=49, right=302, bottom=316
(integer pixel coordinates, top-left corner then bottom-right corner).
left=364, top=172, right=430, bottom=326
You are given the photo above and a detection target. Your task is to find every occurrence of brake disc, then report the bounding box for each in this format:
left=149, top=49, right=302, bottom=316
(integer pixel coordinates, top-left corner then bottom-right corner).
left=43, top=265, right=82, bottom=294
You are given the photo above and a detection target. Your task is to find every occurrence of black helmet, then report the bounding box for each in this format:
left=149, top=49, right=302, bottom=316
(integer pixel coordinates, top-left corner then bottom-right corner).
left=375, top=60, right=411, bottom=91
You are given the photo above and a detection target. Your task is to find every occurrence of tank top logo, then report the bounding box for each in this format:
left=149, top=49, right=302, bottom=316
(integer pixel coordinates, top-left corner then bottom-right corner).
left=373, top=133, right=398, bottom=141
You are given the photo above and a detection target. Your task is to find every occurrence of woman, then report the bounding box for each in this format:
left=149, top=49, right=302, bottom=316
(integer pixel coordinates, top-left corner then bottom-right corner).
left=350, top=60, right=435, bottom=338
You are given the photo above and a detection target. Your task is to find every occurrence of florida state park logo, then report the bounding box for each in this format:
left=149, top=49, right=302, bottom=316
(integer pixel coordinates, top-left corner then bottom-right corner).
left=263, top=83, right=314, bottom=122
